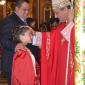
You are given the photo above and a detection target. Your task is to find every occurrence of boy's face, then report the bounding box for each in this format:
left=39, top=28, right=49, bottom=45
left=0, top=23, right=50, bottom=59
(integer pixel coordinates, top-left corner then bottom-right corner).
left=20, top=30, right=33, bottom=45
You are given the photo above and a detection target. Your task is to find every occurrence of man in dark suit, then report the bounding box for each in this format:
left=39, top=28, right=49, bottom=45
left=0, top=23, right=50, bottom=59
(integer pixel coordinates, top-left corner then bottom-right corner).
left=0, top=0, right=40, bottom=85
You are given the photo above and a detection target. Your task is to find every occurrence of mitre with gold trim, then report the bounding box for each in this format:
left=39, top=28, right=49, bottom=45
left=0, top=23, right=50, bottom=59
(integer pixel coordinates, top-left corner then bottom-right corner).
left=52, top=0, right=71, bottom=11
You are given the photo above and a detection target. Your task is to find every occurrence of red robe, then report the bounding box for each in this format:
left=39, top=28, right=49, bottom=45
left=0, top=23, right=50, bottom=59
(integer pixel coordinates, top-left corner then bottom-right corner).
left=11, top=49, right=35, bottom=85
left=41, top=32, right=48, bottom=85
left=41, top=22, right=75, bottom=85
left=50, top=22, right=75, bottom=85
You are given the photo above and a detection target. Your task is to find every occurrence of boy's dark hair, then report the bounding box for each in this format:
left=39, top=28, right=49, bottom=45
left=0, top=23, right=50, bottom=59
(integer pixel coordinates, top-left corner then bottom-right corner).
left=14, top=0, right=29, bottom=8
left=12, top=26, right=29, bottom=44
left=39, top=22, right=51, bottom=32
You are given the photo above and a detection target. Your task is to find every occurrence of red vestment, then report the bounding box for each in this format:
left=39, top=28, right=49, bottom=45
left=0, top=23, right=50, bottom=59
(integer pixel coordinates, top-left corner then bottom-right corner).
left=41, top=22, right=75, bottom=85
left=49, top=22, right=75, bottom=85
left=11, top=49, right=36, bottom=85
left=41, top=32, right=48, bottom=85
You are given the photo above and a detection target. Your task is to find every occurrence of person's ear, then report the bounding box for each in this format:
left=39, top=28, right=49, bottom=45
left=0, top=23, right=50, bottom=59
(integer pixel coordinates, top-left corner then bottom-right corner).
left=15, top=6, right=19, bottom=12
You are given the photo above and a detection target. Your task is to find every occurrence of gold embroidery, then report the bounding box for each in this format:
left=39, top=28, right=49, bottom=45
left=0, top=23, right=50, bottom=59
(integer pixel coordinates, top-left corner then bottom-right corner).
left=69, top=50, right=74, bottom=75
left=46, top=32, right=50, bottom=60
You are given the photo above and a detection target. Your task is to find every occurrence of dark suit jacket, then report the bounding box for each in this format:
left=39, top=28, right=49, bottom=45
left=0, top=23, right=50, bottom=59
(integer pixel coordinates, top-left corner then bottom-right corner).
left=0, top=12, right=40, bottom=75
left=26, top=43, right=40, bottom=64
left=0, top=12, right=27, bottom=73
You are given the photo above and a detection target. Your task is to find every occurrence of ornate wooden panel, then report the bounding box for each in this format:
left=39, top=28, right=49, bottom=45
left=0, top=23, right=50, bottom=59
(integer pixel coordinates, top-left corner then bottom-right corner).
left=32, top=0, right=52, bottom=29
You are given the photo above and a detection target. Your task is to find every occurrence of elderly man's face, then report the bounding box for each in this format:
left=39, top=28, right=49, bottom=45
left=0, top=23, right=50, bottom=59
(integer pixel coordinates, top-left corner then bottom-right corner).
left=55, top=8, right=68, bottom=22
left=16, top=2, right=30, bottom=20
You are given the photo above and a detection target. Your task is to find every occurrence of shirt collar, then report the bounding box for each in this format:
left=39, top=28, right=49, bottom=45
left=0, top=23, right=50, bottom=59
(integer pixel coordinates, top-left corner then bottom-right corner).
left=14, top=12, right=26, bottom=22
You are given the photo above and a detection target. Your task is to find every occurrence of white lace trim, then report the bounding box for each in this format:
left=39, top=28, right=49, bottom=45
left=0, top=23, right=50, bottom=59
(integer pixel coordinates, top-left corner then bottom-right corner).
left=61, top=21, right=74, bottom=42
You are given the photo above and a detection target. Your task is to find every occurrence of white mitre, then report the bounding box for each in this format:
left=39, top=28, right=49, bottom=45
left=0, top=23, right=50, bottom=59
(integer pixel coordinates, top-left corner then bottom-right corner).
left=52, top=0, right=71, bottom=11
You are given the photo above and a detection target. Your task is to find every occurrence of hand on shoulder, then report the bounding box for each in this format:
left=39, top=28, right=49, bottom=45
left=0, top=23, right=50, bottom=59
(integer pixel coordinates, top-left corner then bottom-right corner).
left=15, top=43, right=27, bottom=52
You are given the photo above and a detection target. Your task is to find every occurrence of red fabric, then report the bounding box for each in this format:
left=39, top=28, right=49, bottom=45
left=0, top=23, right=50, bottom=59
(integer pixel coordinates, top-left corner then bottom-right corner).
left=68, top=26, right=75, bottom=85
left=36, top=63, right=40, bottom=84
left=48, top=23, right=66, bottom=85
left=11, top=50, right=35, bottom=85
left=41, top=32, right=48, bottom=85
left=49, top=23, right=75, bottom=85
left=41, top=23, right=75, bottom=85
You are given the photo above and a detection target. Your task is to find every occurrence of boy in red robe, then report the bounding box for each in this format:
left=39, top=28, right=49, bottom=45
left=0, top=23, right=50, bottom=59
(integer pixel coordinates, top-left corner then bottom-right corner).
left=11, top=26, right=40, bottom=85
